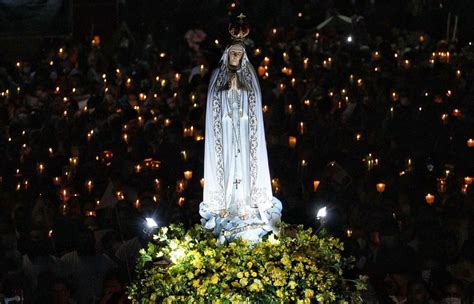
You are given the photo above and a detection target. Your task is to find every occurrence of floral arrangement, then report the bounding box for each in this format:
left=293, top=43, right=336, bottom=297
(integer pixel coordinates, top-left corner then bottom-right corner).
left=128, top=223, right=366, bottom=303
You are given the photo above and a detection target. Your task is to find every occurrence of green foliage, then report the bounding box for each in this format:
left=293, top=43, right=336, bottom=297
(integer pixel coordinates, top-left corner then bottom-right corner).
left=128, top=223, right=367, bottom=303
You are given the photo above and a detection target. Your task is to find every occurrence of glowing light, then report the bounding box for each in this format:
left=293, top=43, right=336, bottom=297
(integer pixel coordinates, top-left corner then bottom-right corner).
left=317, top=207, right=327, bottom=219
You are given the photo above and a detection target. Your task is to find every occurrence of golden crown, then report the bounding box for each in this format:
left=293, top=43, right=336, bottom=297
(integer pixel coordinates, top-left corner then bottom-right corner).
left=228, top=13, right=250, bottom=43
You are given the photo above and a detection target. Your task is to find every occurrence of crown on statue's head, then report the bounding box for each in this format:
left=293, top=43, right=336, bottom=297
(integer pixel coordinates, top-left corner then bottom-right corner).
left=228, top=13, right=250, bottom=44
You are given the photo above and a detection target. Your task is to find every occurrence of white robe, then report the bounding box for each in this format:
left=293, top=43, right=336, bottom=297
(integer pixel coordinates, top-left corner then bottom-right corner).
left=201, top=46, right=275, bottom=224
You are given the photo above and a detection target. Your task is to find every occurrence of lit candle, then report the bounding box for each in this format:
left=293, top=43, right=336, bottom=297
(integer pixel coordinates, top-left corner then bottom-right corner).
left=279, top=83, right=286, bottom=92
left=134, top=164, right=142, bottom=173
left=134, top=199, right=141, bottom=209
left=37, top=163, right=45, bottom=175
left=288, top=136, right=297, bottom=148
left=262, top=105, right=269, bottom=113
left=177, top=197, right=186, bottom=206
left=200, top=178, right=205, bottom=188
left=465, top=177, right=473, bottom=185
left=355, top=133, right=362, bottom=141
left=346, top=228, right=353, bottom=238
left=122, top=133, right=128, bottom=143
left=176, top=180, right=185, bottom=193
left=391, top=91, right=399, bottom=102
left=291, top=78, right=296, bottom=87
left=87, top=130, right=94, bottom=141
left=287, top=104, right=293, bottom=114
left=299, top=122, right=304, bottom=135
left=303, top=58, right=309, bottom=69
left=271, top=178, right=280, bottom=193
left=61, top=188, right=68, bottom=202
left=85, top=211, right=96, bottom=217
left=376, top=183, right=386, bottom=193
left=425, top=193, right=435, bottom=205
left=313, top=180, right=320, bottom=192
left=468, top=139, right=474, bottom=148
left=154, top=179, right=161, bottom=190
left=181, top=150, right=188, bottom=161
left=23, top=179, right=29, bottom=190
left=53, top=176, right=61, bottom=186
left=69, top=157, right=79, bottom=167
left=116, top=191, right=125, bottom=200
left=164, top=118, right=171, bottom=127
left=441, top=113, right=449, bottom=124
left=403, top=59, right=411, bottom=69
left=372, top=51, right=381, bottom=60
left=452, top=109, right=462, bottom=117
left=437, top=177, right=447, bottom=193
left=406, top=158, right=413, bottom=172
left=461, top=184, right=469, bottom=195
left=86, top=180, right=93, bottom=193
left=184, top=170, right=193, bottom=180
left=364, top=153, right=375, bottom=171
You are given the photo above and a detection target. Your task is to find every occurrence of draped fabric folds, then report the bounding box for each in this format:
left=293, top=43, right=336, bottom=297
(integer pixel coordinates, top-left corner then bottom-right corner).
left=200, top=46, right=281, bottom=241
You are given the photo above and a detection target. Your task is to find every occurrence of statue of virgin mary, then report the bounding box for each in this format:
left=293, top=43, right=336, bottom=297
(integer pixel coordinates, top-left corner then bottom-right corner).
left=199, top=14, right=282, bottom=242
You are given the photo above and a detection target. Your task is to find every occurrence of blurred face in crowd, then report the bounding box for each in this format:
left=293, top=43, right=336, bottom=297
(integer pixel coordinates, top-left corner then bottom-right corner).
left=52, top=281, right=71, bottom=304
left=441, top=283, right=463, bottom=304
left=228, top=45, right=244, bottom=68
left=128, top=93, right=138, bottom=107
left=77, top=229, right=96, bottom=256
left=28, top=229, right=50, bottom=257
left=407, top=281, right=429, bottom=303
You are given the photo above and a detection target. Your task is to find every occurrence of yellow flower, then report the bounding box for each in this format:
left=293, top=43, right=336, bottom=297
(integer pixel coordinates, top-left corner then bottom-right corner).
left=237, top=272, right=244, bottom=279
left=248, top=279, right=263, bottom=292
left=247, top=262, right=253, bottom=268
left=304, top=289, right=314, bottom=299
left=289, top=281, right=297, bottom=289
left=231, top=281, right=240, bottom=288
left=197, top=285, right=207, bottom=296
left=281, top=254, right=292, bottom=268
left=239, top=278, right=248, bottom=287
left=251, top=271, right=257, bottom=277
left=276, top=289, right=284, bottom=298
left=210, top=274, right=219, bottom=284
left=192, top=279, right=200, bottom=288
left=186, top=272, right=194, bottom=280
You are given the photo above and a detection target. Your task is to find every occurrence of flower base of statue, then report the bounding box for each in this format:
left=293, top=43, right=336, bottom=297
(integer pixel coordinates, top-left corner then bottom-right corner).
left=128, top=223, right=367, bottom=303
left=199, top=197, right=283, bottom=243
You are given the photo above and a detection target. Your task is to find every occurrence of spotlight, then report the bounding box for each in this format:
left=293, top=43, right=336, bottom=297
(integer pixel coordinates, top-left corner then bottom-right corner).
left=145, top=217, right=158, bottom=229
left=316, top=206, right=327, bottom=220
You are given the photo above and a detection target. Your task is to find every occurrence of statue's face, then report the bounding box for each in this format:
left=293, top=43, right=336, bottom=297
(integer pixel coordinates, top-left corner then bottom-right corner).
left=228, top=45, right=244, bottom=68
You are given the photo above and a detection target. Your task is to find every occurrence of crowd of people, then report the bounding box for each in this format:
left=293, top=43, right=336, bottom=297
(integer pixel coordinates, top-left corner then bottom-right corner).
left=0, top=0, right=474, bottom=303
